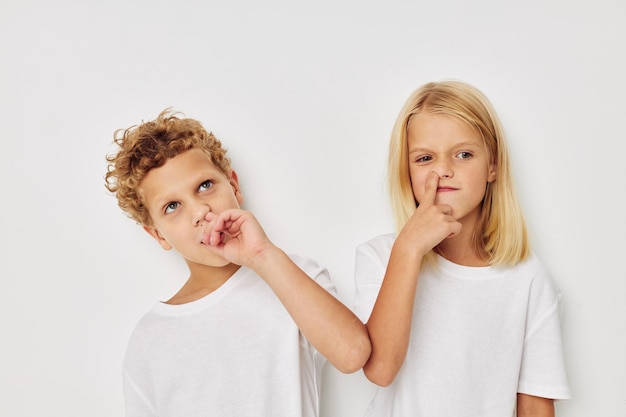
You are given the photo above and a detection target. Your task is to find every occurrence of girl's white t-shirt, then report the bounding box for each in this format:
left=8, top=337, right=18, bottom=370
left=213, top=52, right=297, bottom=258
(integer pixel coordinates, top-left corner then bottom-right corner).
left=354, top=234, right=571, bottom=417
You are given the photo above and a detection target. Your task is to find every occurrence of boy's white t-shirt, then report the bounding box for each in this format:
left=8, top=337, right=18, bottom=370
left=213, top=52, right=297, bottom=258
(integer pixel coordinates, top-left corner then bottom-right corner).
left=354, top=234, right=571, bottom=417
left=123, top=255, right=331, bottom=417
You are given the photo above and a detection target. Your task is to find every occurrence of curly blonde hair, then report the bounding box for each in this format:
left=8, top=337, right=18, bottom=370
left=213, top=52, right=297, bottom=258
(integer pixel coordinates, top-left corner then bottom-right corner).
left=105, top=108, right=232, bottom=226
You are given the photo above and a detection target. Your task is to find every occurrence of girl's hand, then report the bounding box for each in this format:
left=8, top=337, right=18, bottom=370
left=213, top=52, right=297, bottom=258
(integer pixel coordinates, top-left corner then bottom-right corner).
left=362, top=172, right=462, bottom=386
left=397, top=171, right=461, bottom=257
left=201, top=209, right=275, bottom=268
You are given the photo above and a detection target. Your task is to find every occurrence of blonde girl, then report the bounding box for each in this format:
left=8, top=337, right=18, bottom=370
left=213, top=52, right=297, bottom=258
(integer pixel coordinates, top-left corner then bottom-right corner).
left=354, top=81, right=570, bottom=417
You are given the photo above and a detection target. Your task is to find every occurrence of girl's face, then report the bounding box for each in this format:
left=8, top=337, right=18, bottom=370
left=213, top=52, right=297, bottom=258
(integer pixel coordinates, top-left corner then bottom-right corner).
left=407, top=112, right=496, bottom=227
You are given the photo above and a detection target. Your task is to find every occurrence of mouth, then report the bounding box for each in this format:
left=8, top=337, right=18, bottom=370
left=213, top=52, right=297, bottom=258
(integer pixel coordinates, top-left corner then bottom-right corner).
left=200, top=231, right=226, bottom=246
left=437, top=186, right=458, bottom=192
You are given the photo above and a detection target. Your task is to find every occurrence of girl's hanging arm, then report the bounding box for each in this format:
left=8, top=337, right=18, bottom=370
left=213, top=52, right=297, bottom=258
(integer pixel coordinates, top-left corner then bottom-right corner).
left=363, top=173, right=462, bottom=386
left=517, top=394, right=555, bottom=417
left=362, top=239, right=423, bottom=386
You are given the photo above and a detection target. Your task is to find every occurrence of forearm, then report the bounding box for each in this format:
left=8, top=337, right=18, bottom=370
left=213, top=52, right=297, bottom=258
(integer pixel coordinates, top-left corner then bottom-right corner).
left=362, top=245, right=422, bottom=386
left=517, top=394, right=554, bottom=417
left=250, top=246, right=371, bottom=373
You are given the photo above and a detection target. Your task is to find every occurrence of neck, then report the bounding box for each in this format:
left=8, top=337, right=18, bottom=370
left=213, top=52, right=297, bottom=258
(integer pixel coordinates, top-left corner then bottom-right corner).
left=436, top=239, right=488, bottom=267
left=166, top=262, right=241, bottom=305
left=436, top=213, right=488, bottom=267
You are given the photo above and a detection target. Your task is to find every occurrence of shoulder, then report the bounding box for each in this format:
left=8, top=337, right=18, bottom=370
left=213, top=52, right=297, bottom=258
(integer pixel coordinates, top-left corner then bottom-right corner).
left=356, top=233, right=396, bottom=258
left=508, top=254, right=563, bottom=315
left=514, top=254, right=561, bottom=293
left=125, top=305, right=167, bottom=345
left=123, top=306, right=165, bottom=370
left=287, top=253, right=325, bottom=273
left=286, top=253, right=335, bottom=294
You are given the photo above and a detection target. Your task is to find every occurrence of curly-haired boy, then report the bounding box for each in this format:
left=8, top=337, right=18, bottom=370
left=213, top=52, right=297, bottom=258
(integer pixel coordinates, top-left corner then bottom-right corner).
left=105, top=109, right=370, bottom=417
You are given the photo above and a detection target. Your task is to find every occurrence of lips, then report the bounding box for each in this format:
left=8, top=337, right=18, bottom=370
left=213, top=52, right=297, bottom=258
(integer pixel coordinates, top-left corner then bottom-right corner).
left=437, top=187, right=458, bottom=192
left=200, top=229, right=227, bottom=246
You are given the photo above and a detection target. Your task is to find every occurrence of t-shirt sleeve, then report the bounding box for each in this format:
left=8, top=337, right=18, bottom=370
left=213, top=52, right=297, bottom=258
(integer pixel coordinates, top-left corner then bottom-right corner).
left=123, top=326, right=158, bottom=417
left=353, top=236, right=392, bottom=323
left=123, top=369, right=157, bottom=417
left=517, top=262, right=571, bottom=400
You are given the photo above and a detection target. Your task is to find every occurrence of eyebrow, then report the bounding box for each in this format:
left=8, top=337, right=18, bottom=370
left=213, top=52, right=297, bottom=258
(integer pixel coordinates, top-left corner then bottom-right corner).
left=144, top=193, right=171, bottom=215
left=408, top=141, right=481, bottom=153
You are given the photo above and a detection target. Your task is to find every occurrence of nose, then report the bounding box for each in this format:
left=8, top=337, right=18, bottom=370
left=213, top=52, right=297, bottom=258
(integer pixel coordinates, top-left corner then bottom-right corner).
left=433, top=159, right=453, bottom=179
left=192, top=201, right=211, bottom=226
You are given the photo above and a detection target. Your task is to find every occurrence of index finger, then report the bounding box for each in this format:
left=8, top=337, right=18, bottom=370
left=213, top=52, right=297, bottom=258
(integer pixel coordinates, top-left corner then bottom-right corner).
left=419, top=171, right=440, bottom=207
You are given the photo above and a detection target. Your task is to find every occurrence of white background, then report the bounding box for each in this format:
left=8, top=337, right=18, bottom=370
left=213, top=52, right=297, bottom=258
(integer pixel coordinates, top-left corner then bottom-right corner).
left=1, top=0, right=625, bottom=416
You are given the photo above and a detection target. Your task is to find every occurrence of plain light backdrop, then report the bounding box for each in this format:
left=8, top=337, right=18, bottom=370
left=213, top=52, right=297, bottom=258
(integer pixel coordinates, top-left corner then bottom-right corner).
left=1, top=0, right=624, bottom=416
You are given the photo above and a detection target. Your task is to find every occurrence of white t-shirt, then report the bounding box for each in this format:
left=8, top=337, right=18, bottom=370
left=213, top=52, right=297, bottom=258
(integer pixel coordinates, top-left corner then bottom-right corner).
left=354, top=234, right=571, bottom=417
left=123, top=255, right=332, bottom=417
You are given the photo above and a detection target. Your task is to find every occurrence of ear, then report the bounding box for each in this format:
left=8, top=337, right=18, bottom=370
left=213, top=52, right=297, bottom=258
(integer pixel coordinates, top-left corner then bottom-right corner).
left=143, top=225, right=173, bottom=251
left=229, top=170, right=244, bottom=205
left=487, top=162, right=497, bottom=183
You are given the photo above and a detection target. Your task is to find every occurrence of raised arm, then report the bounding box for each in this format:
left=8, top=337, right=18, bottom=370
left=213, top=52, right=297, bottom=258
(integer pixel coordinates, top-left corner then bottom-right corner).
left=202, top=209, right=371, bottom=373
left=362, top=172, right=461, bottom=385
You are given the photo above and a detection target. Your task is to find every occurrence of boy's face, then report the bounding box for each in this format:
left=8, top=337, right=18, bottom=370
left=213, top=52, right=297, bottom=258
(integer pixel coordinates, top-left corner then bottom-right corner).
left=139, top=148, right=243, bottom=268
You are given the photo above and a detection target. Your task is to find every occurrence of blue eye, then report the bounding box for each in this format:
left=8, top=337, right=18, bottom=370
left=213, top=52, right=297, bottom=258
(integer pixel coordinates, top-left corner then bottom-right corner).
left=199, top=180, right=213, bottom=191
left=457, top=151, right=472, bottom=159
left=164, top=201, right=180, bottom=214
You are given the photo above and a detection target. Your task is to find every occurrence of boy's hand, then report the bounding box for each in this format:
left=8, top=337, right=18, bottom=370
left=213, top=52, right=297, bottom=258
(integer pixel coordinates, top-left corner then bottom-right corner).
left=396, top=171, right=462, bottom=258
left=201, top=209, right=275, bottom=267
left=203, top=212, right=372, bottom=374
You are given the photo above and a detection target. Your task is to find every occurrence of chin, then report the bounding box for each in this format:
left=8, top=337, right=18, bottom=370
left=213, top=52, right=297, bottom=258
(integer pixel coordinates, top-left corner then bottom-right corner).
left=188, top=255, right=232, bottom=268
left=206, top=257, right=231, bottom=268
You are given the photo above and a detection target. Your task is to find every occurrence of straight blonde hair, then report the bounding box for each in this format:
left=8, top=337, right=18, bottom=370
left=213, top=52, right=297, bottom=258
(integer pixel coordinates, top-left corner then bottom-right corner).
left=388, top=80, right=530, bottom=266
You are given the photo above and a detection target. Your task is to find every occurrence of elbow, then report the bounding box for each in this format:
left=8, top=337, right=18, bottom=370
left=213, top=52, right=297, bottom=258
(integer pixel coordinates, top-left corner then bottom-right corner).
left=362, top=357, right=399, bottom=387
left=363, top=367, right=395, bottom=387
left=334, top=335, right=372, bottom=374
